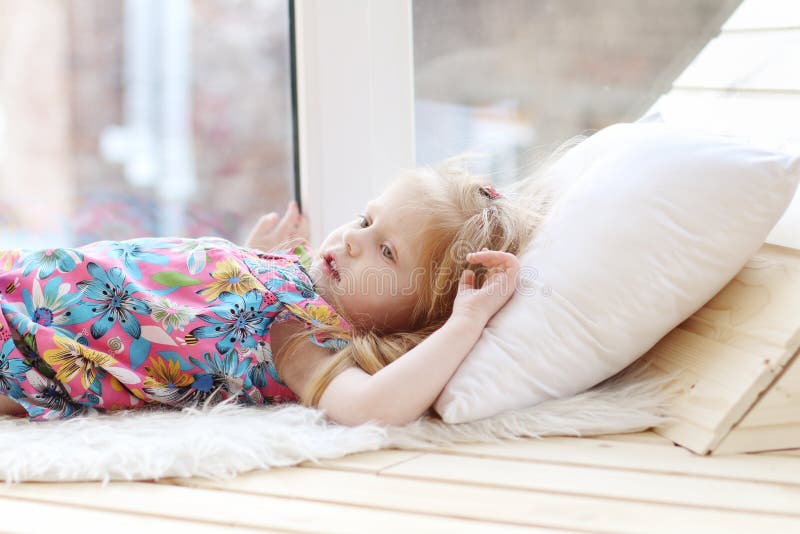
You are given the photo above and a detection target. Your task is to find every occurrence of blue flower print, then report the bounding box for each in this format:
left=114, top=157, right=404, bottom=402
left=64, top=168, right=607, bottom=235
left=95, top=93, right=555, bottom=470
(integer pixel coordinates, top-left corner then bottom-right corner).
left=246, top=341, right=283, bottom=389
left=18, top=369, right=85, bottom=420
left=20, top=248, right=84, bottom=279
left=266, top=276, right=317, bottom=304
left=188, top=351, right=250, bottom=398
left=68, top=262, right=152, bottom=339
left=294, top=267, right=317, bottom=299
left=0, top=338, right=31, bottom=398
left=188, top=290, right=274, bottom=355
left=9, top=277, right=81, bottom=338
left=145, top=351, right=251, bottom=406
left=244, top=256, right=299, bottom=281
left=241, top=257, right=266, bottom=275
left=265, top=267, right=318, bottom=306
left=176, top=237, right=236, bottom=275
left=104, top=239, right=171, bottom=280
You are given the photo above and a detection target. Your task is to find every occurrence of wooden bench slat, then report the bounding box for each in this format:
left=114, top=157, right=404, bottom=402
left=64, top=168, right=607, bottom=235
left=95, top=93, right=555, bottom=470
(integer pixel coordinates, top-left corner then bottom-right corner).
left=0, top=493, right=271, bottom=533
left=168, top=466, right=800, bottom=534
left=589, top=431, right=676, bottom=445
left=0, top=480, right=533, bottom=534
left=643, top=245, right=800, bottom=453
left=383, top=435, right=800, bottom=486
left=381, top=452, right=800, bottom=517
left=301, top=449, right=423, bottom=473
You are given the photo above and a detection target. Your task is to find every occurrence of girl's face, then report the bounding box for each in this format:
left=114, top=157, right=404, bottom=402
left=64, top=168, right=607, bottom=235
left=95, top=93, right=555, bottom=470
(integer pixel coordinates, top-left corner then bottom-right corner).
left=310, top=184, right=430, bottom=332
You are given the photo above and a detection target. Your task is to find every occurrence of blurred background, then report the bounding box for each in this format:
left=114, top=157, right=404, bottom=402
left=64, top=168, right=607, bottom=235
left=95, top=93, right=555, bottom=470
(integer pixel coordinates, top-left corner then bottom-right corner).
left=0, top=0, right=741, bottom=248
left=413, top=0, right=743, bottom=183
left=0, top=0, right=293, bottom=248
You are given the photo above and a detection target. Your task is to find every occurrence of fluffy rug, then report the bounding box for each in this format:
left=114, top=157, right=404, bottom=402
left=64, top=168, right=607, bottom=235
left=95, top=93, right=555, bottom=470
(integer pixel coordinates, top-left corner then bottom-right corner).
left=0, top=362, right=678, bottom=482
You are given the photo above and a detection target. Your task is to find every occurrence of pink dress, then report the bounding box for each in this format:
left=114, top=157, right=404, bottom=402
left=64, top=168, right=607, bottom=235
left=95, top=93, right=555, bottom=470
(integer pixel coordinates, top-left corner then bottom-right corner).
left=0, top=237, right=349, bottom=421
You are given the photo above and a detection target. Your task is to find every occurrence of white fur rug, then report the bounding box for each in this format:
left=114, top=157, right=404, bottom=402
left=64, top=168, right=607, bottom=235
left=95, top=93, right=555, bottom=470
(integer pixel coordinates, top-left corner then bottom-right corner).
left=0, top=362, right=678, bottom=482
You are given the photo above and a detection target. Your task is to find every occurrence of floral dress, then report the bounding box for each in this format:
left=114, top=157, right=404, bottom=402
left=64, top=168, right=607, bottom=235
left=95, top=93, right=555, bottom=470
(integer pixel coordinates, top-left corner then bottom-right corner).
left=0, top=237, right=350, bottom=421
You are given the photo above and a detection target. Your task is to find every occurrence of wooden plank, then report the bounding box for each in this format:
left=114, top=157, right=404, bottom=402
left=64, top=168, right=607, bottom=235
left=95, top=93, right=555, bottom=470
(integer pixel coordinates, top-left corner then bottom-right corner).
left=735, top=349, right=800, bottom=427
left=0, top=493, right=271, bottom=533
left=170, top=466, right=800, bottom=534
left=588, top=431, right=676, bottom=446
left=301, top=449, right=423, bottom=473
left=383, top=453, right=800, bottom=518
left=723, top=0, right=800, bottom=30
left=764, top=448, right=800, bottom=457
left=716, top=421, right=800, bottom=454
left=412, top=435, right=800, bottom=486
left=714, top=352, right=800, bottom=454
left=647, top=244, right=800, bottom=453
left=654, top=414, right=722, bottom=455
left=643, top=328, right=776, bottom=454
left=672, top=31, right=800, bottom=91
left=690, top=244, right=800, bottom=352
left=0, top=480, right=530, bottom=534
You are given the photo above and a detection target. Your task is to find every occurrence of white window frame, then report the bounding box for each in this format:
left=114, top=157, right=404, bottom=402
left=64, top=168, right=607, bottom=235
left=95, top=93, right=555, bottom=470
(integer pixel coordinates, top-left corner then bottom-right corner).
left=293, top=0, right=416, bottom=245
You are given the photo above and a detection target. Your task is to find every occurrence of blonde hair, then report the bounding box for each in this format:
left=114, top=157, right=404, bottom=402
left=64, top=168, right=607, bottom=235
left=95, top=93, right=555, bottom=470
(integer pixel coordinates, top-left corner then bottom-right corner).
left=279, top=154, right=563, bottom=407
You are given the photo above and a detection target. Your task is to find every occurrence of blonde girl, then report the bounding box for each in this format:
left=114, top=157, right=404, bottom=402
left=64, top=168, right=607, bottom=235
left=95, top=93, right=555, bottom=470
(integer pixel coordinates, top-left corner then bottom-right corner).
left=0, top=162, right=544, bottom=425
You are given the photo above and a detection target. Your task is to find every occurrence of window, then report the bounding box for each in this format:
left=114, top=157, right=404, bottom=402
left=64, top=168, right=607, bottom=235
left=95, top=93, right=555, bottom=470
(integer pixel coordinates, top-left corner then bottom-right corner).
left=0, top=0, right=294, bottom=248
left=413, top=0, right=744, bottom=184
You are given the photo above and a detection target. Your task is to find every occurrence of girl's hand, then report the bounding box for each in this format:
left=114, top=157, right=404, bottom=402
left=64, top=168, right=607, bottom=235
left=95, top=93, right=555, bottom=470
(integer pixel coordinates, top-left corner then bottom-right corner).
left=452, top=249, right=520, bottom=326
left=244, top=201, right=310, bottom=251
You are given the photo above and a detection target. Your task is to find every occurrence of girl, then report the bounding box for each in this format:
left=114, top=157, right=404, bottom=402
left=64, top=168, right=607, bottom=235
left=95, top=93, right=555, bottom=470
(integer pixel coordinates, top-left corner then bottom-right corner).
left=0, top=163, right=540, bottom=426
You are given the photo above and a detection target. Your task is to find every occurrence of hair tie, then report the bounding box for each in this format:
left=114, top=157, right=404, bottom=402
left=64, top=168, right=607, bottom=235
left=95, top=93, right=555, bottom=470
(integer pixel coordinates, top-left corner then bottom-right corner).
left=479, top=184, right=503, bottom=200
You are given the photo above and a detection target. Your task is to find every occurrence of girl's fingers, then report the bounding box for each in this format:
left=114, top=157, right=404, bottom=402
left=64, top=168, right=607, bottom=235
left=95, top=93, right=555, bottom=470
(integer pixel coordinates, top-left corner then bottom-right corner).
left=260, top=212, right=279, bottom=227
left=248, top=213, right=279, bottom=237
left=466, top=250, right=515, bottom=269
left=465, top=251, right=521, bottom=291
left=296, top=213, right=310, bottom=237
left=276, top=202, right=300, bottom=234
left=459, top=269, right=475, bottom=291
left=297, top=213, right=308, bottom=230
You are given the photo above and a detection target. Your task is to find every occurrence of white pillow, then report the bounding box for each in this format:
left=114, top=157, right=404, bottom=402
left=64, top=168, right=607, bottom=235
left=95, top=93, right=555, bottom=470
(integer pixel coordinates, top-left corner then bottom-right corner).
left=435, top=123, right=800, bottom=423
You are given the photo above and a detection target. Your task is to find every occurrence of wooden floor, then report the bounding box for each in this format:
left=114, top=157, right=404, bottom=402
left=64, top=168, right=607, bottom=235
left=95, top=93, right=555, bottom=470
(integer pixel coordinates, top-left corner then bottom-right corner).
left=0, top=431, right=798, bottom=533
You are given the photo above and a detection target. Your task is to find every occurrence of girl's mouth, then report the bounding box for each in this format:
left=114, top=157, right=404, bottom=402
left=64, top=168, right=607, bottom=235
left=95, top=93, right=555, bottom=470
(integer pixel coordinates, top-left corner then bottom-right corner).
left=325, top=254, right=341, bottom=281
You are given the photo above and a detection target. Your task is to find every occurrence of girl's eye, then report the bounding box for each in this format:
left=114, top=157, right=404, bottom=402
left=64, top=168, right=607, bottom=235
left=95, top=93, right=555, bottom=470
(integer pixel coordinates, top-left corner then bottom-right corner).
left=356, top=213, right=394, bottom=260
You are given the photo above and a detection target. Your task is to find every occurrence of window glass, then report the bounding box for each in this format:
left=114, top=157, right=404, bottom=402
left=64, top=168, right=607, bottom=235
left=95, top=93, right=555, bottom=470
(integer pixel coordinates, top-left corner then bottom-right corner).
left=413, top=0, right=744, bottom=184
left=0, top=0, right=293, bottom=248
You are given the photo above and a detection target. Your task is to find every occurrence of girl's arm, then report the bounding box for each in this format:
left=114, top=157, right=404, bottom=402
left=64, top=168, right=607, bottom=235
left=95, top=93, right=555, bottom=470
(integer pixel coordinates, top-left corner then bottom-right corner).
left=318, top=250, right=520, bottom=426
left=0, top=395, right=26, bottom=417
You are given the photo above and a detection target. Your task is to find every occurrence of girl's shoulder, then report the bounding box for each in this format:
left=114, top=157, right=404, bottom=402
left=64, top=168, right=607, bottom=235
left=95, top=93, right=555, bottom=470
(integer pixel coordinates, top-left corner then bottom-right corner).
left=269, top=315, right=340, bottom=402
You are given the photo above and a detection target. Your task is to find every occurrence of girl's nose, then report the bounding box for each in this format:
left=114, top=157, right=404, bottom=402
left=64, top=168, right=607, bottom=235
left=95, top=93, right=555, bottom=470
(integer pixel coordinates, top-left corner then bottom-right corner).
left=343, top=229, right=360, bottom=256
